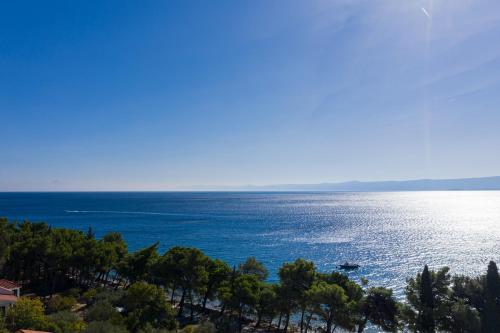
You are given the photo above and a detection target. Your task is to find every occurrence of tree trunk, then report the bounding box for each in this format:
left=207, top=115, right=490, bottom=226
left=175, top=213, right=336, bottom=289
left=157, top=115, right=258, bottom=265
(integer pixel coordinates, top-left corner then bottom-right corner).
left=277, top=312, right=282, bottom=330
left=189, top=290, right=194, bottom=321
left=178, top=289, right=186, bottom=317
left=326, top=312, right=334, bottom=333
left=283, top=312, right=290, bottom=332
left=170, top=284, right=176, bottom=304
left=299, top=308, right=305, bottom=333
left=357, top=316, right=368, bottom=333
left=304, top=312, right=313, bottom=333
left=202, top=282, right=213, bottom=312
left=256, top=311, right=263, bottom=328
left=238, top=308, right=243, bottom=332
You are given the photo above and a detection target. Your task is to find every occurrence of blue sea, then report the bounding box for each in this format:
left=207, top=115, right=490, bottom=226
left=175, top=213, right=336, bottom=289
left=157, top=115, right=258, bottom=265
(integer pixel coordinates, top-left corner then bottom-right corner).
left=1, top=191, right=499, bottom=297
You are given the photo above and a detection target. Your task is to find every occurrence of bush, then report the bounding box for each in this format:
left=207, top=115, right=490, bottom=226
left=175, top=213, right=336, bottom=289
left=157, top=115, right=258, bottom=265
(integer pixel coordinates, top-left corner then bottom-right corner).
left=93, top=288, right=125, bottom=306
left=85, top=301, right=124, bottom=326
left=6, top=297, right=50, bottom=331
left=82, top=288, right=98, bottom=304
left=48, top=310, right=85, bottom=333
left=46, top=295, right=77, bottom=314
left=63, top=288, right=81, bottom=299
left=193, top=321, right=216, bottom=333
left=137, top=323, right=174, bottom=333
left=83, top=320, right=128, bottom=333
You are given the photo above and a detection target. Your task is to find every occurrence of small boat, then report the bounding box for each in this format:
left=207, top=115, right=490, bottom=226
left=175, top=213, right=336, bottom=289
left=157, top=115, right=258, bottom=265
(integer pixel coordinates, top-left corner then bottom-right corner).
left=338, top=262, right=360, bottom=270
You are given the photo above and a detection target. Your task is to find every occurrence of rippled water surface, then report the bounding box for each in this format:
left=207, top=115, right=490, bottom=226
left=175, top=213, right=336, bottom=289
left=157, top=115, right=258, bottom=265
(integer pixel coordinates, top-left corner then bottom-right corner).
left=1, top=191, right=499, bottom=296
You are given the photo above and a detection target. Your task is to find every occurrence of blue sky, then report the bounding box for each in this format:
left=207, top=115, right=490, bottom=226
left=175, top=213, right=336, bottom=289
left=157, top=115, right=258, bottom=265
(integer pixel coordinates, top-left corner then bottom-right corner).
left=1, top=0, right=500, bottom=190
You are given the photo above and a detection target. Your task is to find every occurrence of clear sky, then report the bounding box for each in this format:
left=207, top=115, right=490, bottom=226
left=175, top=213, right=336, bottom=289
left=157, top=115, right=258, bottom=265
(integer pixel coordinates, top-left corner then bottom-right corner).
left=1, top=0, right=500, bottom=191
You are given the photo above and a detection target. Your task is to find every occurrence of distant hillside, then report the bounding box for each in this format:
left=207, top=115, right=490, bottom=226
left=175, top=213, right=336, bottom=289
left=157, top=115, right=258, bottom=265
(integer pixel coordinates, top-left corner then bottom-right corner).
left=222, top=176, right=500, bottom=191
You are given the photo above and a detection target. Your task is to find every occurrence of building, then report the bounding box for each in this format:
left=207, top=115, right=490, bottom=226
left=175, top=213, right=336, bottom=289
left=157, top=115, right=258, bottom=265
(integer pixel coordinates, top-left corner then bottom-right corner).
left=16, top=330, right=53, bottom=333
left=0, top=279, right=21, bottom=314
left=0, top=279, right=21, bottom=297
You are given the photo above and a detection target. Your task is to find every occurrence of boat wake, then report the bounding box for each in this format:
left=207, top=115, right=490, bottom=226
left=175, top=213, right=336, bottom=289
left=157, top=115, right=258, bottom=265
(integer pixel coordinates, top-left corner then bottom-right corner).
left=64, top=210, right=201, bottom=217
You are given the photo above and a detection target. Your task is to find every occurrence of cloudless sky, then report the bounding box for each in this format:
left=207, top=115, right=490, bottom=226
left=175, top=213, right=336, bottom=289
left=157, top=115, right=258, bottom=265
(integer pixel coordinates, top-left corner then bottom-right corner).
left=1, top=0, right=500, bottom=190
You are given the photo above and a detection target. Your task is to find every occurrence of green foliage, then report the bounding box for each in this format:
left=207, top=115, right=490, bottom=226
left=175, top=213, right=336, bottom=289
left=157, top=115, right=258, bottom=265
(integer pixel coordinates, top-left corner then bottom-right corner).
left=193, top=321, right=216, bottom=333
left=6, top=297, right=50, bottom=331
left=278, top=258, right=316, bottom=331
left=81, top=288, right=99, bottom=304
left=155, top=247, right=209, bottom=317
left=83, top=320, right=129, bottom=333
left=255, top=282, right=277, bottom=327
left=137, top=322, right=175, bottom=333
left=307, top=281, right=348, bottom=333
left=48, top=310, right=85, bottom=333
left=0, top=313, right=8, bottom=333
left=85, top=301, right=124, bottom=326
left=201, top=258, right=231, bottom=310
left=46, top=295, right=77, bottom=314
left=238, top=257, right=268, bottom=281
left=403, top=265, right=452, bottom=332
left=3, top=219, right=500, bottom=333
left=118, top=242, right=159, bottom=284
left=121, top=282, right=177, bottom=332
left=482, top=261, right=500, bottom=332
left=219, top=274, right=260, bottom=331
left=92, top=288, right=125, bottom=306
left=0, top=220, right=130, bottom=294
left=359, top=287, right=399, bottom=332
left=419, top=265, right=435, bottom=332
left=63, top=287, right=81, bottom=298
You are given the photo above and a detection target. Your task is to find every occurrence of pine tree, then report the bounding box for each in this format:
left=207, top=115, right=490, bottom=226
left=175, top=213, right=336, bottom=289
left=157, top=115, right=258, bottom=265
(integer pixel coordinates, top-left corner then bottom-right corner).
left=418, top=265, right=435, bottom=332
left=482, top=261, right=500, bottom=333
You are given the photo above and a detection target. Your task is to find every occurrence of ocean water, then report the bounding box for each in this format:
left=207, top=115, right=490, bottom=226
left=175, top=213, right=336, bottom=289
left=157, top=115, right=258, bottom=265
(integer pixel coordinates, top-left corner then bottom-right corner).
left=1, top=191, right=499, bottom=297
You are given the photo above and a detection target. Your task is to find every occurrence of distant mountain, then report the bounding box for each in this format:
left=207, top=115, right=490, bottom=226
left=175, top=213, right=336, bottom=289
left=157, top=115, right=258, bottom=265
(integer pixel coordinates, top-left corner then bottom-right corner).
left=205, top=176, right=500, bottom=191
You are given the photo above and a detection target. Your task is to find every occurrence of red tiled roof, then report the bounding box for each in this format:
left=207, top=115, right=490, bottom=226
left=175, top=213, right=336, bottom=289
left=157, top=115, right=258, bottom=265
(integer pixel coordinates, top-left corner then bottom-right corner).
left=17, top=330, right=53, bottom=333
left=0, top=286, right=14, bottom=295
left=0, top=279, right=21, bottom=289
left=0, top=294, right=18, bottom=302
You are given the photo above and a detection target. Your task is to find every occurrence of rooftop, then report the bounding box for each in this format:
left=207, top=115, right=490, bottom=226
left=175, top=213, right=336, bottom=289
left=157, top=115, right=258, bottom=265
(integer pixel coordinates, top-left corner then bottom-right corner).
left=0, top=294, right=18, bottom=302
left=0, top=279, right=21, bottom=289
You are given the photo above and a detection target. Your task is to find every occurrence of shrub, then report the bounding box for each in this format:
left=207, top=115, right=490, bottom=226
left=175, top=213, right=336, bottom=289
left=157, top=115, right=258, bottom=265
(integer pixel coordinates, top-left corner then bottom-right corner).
left=46, top=295, right=77, bottom=314
left=82, top=288, right=98, bottom=304
left=48, top=310, right=85, bottom=333
left=85, top=301, right=124, bottom=326
left=6, top=297, right=50, bottom=331
left=83, top=320, right=128, bottom=333
left=63, top=288, right=81, bottom=299
left=193, top=321, right=216, bottom=333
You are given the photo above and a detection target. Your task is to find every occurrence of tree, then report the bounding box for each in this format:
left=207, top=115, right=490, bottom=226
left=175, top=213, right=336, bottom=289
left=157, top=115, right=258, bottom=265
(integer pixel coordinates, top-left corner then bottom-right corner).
left=201, top=259, right=231, bottom=312
left=48, top=310, right=85, bottom=333
left=46, top=295, right=77, bottom=314
left=255, top=282, right=277, bottom=327
left=85, top=301, right=124, bottom=326
left=219, top=274, right=260, bottom=332
left=419, top=265, right=435, bottom=332
left=403, top=265, right=452, bottom=332
left=121, top=282, right=177, bottom=332
left=239, top=257, right=268, bottom=281
left=156, top=247, right=209, bottom=318
left=358, top=287, right=399, bottom=332
left=482, top=261, right=500, bottom=333
left=307, top=281, right=348, bottom=333
left=83, top=320, right=129, bottom=333
left=278, top=259, right=316, bottom=332
left=6, top=297, right=50, bottom=331
left=118, top=242, right=159, bottom=285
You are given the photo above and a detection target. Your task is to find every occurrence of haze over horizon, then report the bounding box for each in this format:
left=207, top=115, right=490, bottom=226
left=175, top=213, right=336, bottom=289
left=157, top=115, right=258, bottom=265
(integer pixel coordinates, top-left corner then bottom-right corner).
left=2, top=0, right=500, bottom=191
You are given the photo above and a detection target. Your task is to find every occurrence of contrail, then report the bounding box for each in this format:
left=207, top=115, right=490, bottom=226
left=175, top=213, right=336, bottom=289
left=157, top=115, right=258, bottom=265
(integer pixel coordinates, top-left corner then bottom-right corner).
left=421, top=7, right=431, bottom=19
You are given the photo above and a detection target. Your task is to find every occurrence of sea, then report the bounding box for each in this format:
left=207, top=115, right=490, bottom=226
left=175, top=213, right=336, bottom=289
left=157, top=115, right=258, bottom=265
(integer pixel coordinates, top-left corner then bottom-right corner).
left=1, top=191, right=499, bottom=297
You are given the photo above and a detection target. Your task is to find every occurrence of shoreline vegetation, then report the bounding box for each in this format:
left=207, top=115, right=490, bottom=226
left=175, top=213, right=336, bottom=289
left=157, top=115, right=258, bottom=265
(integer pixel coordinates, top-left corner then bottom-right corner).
left=0, top=218, right=499, bottom=333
